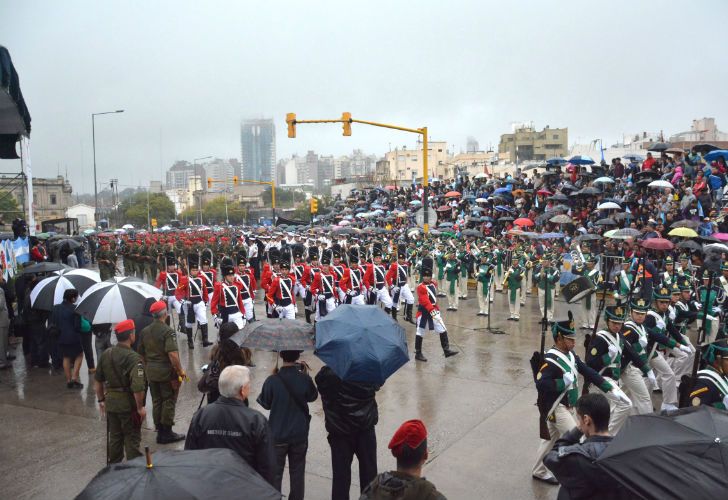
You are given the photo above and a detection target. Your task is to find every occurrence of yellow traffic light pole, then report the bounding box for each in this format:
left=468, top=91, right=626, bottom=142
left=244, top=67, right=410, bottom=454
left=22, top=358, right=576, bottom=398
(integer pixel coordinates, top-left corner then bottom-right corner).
left=286, top=113, right=430, bottom=232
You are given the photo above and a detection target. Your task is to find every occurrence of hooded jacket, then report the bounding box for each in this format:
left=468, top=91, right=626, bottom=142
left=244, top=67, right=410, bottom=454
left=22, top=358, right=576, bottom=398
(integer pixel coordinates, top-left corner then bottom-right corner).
left=315, top=365, right=379, bottom=435
left=359, top=471, right=446, bottom=500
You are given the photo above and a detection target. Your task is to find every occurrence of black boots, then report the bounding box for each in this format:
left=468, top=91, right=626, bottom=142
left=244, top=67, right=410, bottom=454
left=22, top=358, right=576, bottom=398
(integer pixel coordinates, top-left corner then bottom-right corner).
left=305, top=310, right=312, bottom=324
left=391, top=307, right=398, bottom=321
left=201, top=324, right=212, bottom=347
left=404, top=303, right=416, bottom=324
left=178, top=313, right=185, bottom=333
left=157, top=425, right=186, bottom=444
left=415, top=335, right=427, bottom=362
left=385, top=307, right=391, bottom=315
left=185, top=327, right=194, bottom=349
left=440, top=331, right=458, bottom=357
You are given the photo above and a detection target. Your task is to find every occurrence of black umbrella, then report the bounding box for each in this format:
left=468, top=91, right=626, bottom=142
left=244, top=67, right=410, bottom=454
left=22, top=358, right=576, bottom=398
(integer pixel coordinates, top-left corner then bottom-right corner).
left=235, top=318, right=314, bottom=351
left=635, top=170, right=661, bottom=180
left=671, top=219, right=700, bottom=229
left=50, top=238, right=82, bottom=250
left=576, top=187, right=601, bottom=196
left=547, top=194, right=569, bottom=202
left=597, top=406, right=728, bottom=500
left=648, top=142, right=671, bottom=152
left=575, top=233, right=602, bottom=242
left=77, top=448, right=281, bottom=500
left=29, top=269, right=101, bottom=311
left=595, top=218, right=617, bottom=226
left=692, top=143, right=719, bottom=154
left=560, top=183, right=578, bottom=192
left=20, top=261, right=69, bottom=274
left=462, top=229, right=484, bottom=237
left=498, top=216, right=514, bottom=222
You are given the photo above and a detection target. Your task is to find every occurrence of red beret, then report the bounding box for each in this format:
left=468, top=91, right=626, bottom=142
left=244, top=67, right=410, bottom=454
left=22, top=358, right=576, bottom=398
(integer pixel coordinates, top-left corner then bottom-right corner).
left=115, top=319, right=135, bottom=334
left=149, top=300, right=167, bottom=314
left=388, top=419, right=427, bottom=457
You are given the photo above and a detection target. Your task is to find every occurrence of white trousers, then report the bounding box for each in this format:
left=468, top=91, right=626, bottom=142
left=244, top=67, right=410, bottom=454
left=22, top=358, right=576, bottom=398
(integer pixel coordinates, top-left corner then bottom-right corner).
left=276, top=303, right=296, bottom=319
left=294, top=282, right=307, bottom=299
left=166, top=295, right=182, bottom=314
left=315, top=297, right=338, bottom=322
left=533, top=405, right=576, bottom=480
left=183, top=301, right=208, bottom=328
left=459, top=275, right=468, bottom=298
left=666, top=337, right=693, bottom=383
left=650, top=351, right=678, bottom=407
left=621, top=364, right=653, bottom=415
left=347, top=293, right=366, bottom=306
left=446, top=283, right=458, bottom=310
left=373, top=286, right=393, bottom=309
left=477, top=284, right=490, bottom=314
left=392, top=284, right=415, bottom=310
left=538, top=288, right=555, bottom=321
left=416, top=313, right=447, bottom=337
left=226, top=311, right=246, bottom=330
left=603, top=376, right=632, bottom=435
left=242, top=298, right=255, bottom=321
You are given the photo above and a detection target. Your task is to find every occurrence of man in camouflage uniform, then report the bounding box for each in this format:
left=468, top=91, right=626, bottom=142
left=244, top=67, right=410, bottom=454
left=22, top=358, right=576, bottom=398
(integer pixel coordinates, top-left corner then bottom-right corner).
left=94, top=320, right=147, bottom=463
left=96, top=240, right=117, bottom=281
left=138, top=300, right=187, bottom=444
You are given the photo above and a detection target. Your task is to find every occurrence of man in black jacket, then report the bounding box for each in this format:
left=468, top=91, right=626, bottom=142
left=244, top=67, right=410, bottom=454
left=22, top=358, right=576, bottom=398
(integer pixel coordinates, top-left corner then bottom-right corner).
left=185, top=365, right=276, bottom=486
left=544, top=393, right=624, bottom=500
left=315, top=365, right=380, bottom=500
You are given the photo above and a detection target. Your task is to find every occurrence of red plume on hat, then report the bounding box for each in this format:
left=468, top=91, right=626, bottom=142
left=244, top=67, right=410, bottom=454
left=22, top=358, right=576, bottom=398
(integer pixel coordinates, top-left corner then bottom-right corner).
left=388, top=419, right=427, bottom=457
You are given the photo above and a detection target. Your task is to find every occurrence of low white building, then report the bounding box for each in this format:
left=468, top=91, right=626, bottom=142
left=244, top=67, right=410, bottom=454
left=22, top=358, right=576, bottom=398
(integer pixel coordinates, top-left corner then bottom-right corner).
left=66, top=203, right=96, bottom=229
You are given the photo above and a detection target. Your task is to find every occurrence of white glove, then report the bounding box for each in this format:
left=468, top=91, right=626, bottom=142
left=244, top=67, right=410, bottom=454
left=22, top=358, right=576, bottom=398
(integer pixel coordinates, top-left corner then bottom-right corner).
left=678, top=344, right=692, bottom=354
left=213, top=314, right=222, bottom=328
left=646, top=370, right=658, bottom=389
left=562, top=372, right=575, bottom=387
left=608, top=344, right=619, bottom=359
left=669, top=309, right=676, bottom=321
left=294, top=305, right=299, bottom=314
left=638, top=337, right=648, bottom=349
left=695, top=302, right=702, bottom=310
left=393, top=286, right=400, bottom=294
left=431, top=310, right=441, bottom=320
left=712, top=306, right=722, bottom=315
left=655, top=318, right=666, bottom=330
left=275, top=306, right=283, bottom=315
left=609, top=386, right=632, bottom=406
left=723, top=395, right=728, bottom=409
left=317, top=294, right=326, bottom=301
left=707, top=315, right=718, bottom=322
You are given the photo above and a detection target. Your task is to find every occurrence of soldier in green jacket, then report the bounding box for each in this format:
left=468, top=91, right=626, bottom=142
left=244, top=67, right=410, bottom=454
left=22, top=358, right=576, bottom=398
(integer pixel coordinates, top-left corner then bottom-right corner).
left=138, top=300, right=187, bottom=444
left=475, top=254, right=493, bottom=316
left=96, top=241, right=117, bottom=281
left=533, top=256, right=560, bottom=322
left=94, top=319, right=147, bottom=464
left=443, top=253, right=460, bottom=311
left=504, top=260, right=524, bottom=321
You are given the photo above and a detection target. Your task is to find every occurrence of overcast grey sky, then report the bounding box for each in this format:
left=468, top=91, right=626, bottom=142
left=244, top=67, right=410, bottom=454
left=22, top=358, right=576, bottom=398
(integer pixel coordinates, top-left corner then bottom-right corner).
left=2, top=0, right=727, bottom=194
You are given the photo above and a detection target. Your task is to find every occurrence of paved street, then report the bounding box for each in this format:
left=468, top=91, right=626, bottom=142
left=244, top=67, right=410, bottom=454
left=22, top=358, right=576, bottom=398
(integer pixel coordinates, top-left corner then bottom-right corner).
left=2, top=286, right=602, bottom=500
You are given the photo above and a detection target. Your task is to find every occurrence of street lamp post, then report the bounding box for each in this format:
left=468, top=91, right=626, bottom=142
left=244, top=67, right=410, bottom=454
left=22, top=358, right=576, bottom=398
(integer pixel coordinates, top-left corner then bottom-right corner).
left=92, top=110, right=124, bottom=228
left=193, top=156, right=212, bottom=225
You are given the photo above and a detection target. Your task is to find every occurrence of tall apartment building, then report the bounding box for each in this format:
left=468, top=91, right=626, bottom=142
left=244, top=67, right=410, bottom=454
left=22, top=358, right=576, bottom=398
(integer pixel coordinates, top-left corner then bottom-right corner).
left=166, top=161, right=206, bottom=190
left=498, top=124, right=568, bottom=163
left=382, top=141, right=450, bottom=183
left=240, top=118, right=276, bottom=182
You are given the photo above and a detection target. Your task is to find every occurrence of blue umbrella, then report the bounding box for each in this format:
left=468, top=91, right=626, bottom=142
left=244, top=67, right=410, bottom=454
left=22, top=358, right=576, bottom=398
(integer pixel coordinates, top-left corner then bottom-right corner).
left=704, top=150, right=728, bottom=162
left=493, top=187, right=512, bottom=195
left=539, top=232, right=565, bottom=239
left=546, top=157, right=568, bottom=166
left=495, top=205, right=515, bottom=213
left=315, top=305, right=409, bottom=385
left=568, top=155, right=595, bottom=165
left=471, top=206, right=484, bottom=213
left=622, top=153, right=644, bottom=162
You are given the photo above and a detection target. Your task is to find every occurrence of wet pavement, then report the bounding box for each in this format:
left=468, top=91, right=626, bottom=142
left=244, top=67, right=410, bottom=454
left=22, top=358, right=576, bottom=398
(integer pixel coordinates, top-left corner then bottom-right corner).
left=1, top=285, right=658, bottom=500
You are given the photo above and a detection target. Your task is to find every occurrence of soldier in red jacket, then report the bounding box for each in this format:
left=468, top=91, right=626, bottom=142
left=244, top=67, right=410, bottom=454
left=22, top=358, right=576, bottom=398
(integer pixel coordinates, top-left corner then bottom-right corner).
left=200, top=255, right=217, bottom=304
left=234, top=252, right=257, bottom=323
left=339, top=247, right=367, bottom=305
left=210, top=263, right=246, bottom=329
left=301, top=246, right=321, bottom=324
left=175, top=254, right=210, bottom=348
left=363, top=242, right=393, bottom=311
left=261, top=247, right=280, bottom=318
left=266, top=252, right=297, bottom=320
left=311, top=249, right=337, bottom=321
left=415, top=257, right=458, bottom=362
left=331, top=244, right=348, bottom=304
left=291, top=244, right=309, bottom=302
left=386, top=244, right=416, bottom=324
left=154, top=252, right=186, bottom=332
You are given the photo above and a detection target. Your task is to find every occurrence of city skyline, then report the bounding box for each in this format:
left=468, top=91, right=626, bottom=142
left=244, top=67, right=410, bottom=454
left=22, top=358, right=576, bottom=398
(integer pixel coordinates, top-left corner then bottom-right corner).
left=1, top=1, right=726, bottom=195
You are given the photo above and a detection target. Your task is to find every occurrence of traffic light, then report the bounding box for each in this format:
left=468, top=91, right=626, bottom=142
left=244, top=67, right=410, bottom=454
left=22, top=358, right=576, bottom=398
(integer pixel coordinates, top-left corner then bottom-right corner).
left=232, top=176, right=238, bottom=185
left=207, top=177, right=212, bottom=188
left=310, top=198, right=318, bottom=214
left=286, top=113, right=296, bottom=138
left=342, top=112, right=351, bottom=136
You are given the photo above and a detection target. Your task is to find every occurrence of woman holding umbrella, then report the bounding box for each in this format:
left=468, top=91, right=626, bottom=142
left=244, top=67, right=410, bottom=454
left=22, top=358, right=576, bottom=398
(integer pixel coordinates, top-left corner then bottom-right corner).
left=50, top=289, right=84, bottom=388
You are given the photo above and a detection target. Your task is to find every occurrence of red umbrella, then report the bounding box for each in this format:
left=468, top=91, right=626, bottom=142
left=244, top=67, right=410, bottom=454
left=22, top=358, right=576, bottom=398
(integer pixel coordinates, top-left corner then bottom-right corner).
left=537, top=189, right=552, bottom=196
left=384, top=185, right=396, bottom=190
left=436, top=205, right=451, bottom=212
left=444, top=191, right=462, bottom=198
left=640, top=238, right=674, bottom=250
left=514, top=218, right=534, bottom=227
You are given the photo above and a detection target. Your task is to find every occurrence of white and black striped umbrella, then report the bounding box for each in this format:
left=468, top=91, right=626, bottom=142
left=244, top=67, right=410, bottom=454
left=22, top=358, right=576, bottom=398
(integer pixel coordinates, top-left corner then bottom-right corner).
left=30, top=269, right=101, bottom=311
left=75, top=277, right=163, bottom=324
